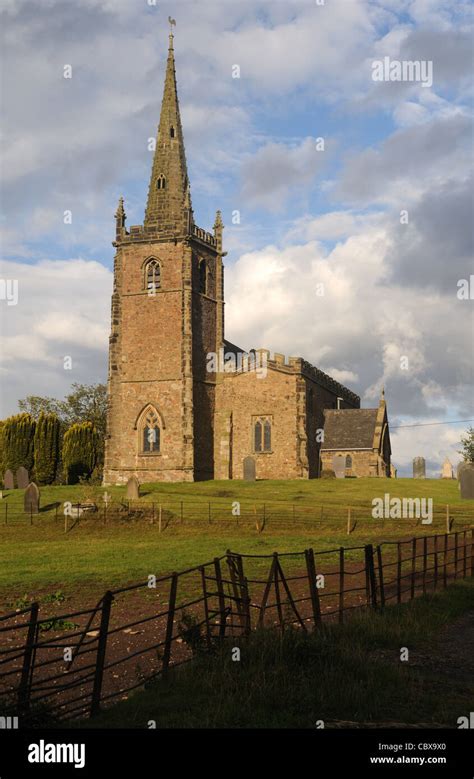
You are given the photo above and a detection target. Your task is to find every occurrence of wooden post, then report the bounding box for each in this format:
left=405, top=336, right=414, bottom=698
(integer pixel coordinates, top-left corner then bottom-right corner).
left=422, top=536, right=427, bottom=594
left=376, top=545, right=385, bottom=608
left=64, top=511, right=68, bottom=534
left=397, top=542, right=402, bottom=603
left=347, top=508, right=351, bottom=535
left=273, top=553, right=284, bottom=632
left=365, top=545, right=377, bottom=609
left=226, top=551, right=245, bottom=633
left=338, top=547, right=345, bottom=623
left=4, top=502, right=7, bottom=525
left=214, top=558, right=227, bottom=640
left=305, top=548, right=322, bottom=628
left=463, top=530, right=467, bottom=578
left=454, top=531, right=458, bottom=579
left=200, top=566, right=212, bottom=649
left=162, top=574, right=178, bottom=677
left=18, top=602, right=39, bottom=713
left=410, top=537, right=416, bottom=599
left=443, top=533, right=448, bottom=588
left=151, top=502, right=155, bottom=525
left=446, top=505, right=450, bottom=534
left=158, top=505, right=162, bottom=534
left=90, top=591, right=113, bottom=716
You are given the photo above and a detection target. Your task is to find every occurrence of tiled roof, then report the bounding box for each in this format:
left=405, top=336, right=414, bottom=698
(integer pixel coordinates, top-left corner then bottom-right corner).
left=321, top=408, right=378, bottom=449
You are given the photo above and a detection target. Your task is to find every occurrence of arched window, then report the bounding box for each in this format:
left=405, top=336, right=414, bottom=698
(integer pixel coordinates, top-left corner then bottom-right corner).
left=170, top=126, right=175, bottom=138
left=253, top=416, right=272, bottom=453
left=199, top=259, right=207, bottom=294
left=141, top=408, right=161, bottom=453
left=145, top=259, right=161, bottom=293
left=157, top=175, right=166, bottom=190
left=345, top=455, right=352, bottom=469
left=263, top=420, right=271, bottom=452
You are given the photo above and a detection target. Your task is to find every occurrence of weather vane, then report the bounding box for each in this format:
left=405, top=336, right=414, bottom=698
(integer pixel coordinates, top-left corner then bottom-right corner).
left=168, top=16, right=176, bottom=33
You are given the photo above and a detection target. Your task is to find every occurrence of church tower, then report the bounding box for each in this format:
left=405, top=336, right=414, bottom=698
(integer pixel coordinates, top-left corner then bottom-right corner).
left=103, top=30, right=225, bottom=484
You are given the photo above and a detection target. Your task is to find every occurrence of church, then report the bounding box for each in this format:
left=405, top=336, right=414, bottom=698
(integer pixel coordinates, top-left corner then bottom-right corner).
left=103, top=33, right=392, bottom=484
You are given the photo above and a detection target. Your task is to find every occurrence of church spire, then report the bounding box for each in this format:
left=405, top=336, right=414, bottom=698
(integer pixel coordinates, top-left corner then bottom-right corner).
left=144, top=27, right=189, bottom=232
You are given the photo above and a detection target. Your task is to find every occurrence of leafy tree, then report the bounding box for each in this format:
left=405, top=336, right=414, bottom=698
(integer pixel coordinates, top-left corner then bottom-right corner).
left=459, top=427, right=474, bottom=463
left=62, top=422, right=99, bottom=484
left=2, top=413, right=36, bottom=475
left=34, top=413, right=60, bottom=485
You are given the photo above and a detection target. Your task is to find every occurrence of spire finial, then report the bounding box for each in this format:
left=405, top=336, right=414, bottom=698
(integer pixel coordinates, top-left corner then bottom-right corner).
left=168, top=16, right=176, bottom=48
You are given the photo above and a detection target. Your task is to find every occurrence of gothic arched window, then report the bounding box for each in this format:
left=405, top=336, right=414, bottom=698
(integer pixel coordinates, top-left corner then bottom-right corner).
left=199, top=259, right=207, bottom=294
left=170, top=126, right=175, bottom=138
left=345, top=455, right=352, bottom=469
left=253, top=416, right=272, bottom=453
left=141, top=408, right=161, bottom=453
left=145, top=259, right=161, bottom=293
left=157, top=175, right=166, bottom=190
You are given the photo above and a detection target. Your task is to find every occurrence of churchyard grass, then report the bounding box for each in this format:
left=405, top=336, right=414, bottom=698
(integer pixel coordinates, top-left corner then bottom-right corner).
left=0, top=478, right=471, bottom=599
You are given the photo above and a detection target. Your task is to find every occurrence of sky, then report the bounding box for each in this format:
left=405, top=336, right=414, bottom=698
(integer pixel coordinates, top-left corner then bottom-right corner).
left=0, top=0, right=472, bottom=476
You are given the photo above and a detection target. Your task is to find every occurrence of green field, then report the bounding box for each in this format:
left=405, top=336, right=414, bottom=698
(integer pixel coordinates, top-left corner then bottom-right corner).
left=0, top=478, right=472, bottom=603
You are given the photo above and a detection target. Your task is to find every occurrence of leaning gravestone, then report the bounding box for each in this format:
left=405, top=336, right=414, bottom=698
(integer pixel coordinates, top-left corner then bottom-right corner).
left=3, top=470, right=14, bottom=490
left=441, top=457, right=454, bottom=479
left=16, top=466, right=29, bottom=489
left=126, top=476, right=140, bottom=500
left=413, top=457, right=425, bottom=479
left=459, top=464, right=474, bottom=500
left=457, top=461, right=470, bottom=481
left=332, top=455, right=346, bottom=479
left=243, top=456, right=256, bottom=481
left=24, top=482, right=40, bottom=514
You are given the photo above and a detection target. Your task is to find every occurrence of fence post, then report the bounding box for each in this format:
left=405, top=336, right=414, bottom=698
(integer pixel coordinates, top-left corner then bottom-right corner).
left=214, top=558, right=227, bottom=640
left=200, top=566, right=212, bottom=649
left=18, top=602, right=39, bottom=714
left=159, top=505, right=162, bottom=533
left=376, top=545, right=385, bottom=608
left=463, top=530, right=467, bottom=578
left=397, top=542, right=402, bottom=603
left=443, top=533, right=448, bottom=588
left=454, top=531, right=458, bottom=579
left=446, top=505, right=450, bottom=534
left=410, top=537, right=416, bottom=599
left=4, top=503, right=7, bottom=525
left=305, top=548, right=322, bottom=628
left=90, top=591, right=113, bottom=716
left=365, top=545, right=377, bottom=609
left=162, top=573, right=178, bottom=677
left=338, top=547, right=345, bottom=623
left=226, top=551, right=246, bottom=633
left=151, top=502, right=155, bottom=525
left=346, top=508, right=351, bottom=535
left=422, top=536, right=427, bottom=594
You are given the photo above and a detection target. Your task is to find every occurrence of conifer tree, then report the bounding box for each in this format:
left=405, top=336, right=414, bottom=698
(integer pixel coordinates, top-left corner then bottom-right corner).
left=2, top=413, right=36, bottom=474
left=62, top=422, right=99, bottom=484
left=34, top=413, right=60, bottom=485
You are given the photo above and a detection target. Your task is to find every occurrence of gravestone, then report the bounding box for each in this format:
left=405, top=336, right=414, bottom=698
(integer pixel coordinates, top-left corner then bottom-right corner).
left=24, top=482, right=40, bottom=514
left=459, top=464, right=474, bottom=500
left=332, top=455, right=346, bottom=479
left=441, top=457, right=454, bottom=479
left=243, top=456, right=256, bottom=481
left=413, top=457, right=425, bottom=479
left=457, top=461, right=470, bottom=481
left=16, top=466, right=29, bottom=489
left=126, top=476, right=140, bottom=500
left=3, top=470, right=14, bottom=490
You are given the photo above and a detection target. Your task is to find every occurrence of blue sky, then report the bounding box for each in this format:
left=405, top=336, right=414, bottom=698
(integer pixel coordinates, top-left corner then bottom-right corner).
left=0, top=0, right=472, bottom=475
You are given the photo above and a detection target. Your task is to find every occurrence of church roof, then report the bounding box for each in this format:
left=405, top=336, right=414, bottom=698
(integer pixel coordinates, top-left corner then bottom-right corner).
left=321, top=408, right=379, bottom=450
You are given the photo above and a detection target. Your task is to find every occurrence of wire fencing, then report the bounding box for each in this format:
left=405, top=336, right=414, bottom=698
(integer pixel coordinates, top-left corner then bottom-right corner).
left=0, top=529, right=472, bottom=723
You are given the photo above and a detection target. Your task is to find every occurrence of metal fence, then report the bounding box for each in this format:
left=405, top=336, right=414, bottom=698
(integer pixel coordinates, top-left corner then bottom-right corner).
left=1, top=498, right=472, bottom=534
left=0, top=529, right=472, bottom=723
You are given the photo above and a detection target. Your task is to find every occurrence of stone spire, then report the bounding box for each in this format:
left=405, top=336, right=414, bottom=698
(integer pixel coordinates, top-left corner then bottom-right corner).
left=144, top=29, right=189, bottom=232
left=115, top=196, right=126, bottom=240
